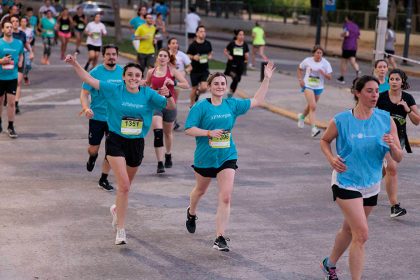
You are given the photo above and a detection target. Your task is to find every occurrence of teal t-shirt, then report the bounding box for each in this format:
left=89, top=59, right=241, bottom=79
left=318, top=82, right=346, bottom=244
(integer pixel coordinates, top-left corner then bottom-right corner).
left=41, top=17, right=56, bottom=38
left=82, top=64, right=123, bottom=122
left=129, top=17, right=146, bottom=31
left=379, top=78, right=390, bottom=93
left=99, top=81, right=167, bottom=139
left=0, top=38, right=24, bottom=81
left=185, top=98, right=251, bottom=168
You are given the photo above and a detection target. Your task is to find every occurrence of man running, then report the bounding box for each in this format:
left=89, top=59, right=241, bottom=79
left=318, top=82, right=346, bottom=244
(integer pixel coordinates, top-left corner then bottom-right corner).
left=134, top=13, right=155, bottom=76
left=80, top=44, right=123, bottom=191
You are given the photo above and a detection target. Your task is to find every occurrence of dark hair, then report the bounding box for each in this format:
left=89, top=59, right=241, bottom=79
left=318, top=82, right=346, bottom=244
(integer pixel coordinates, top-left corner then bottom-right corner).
left=26, top=7, right=34, bottom=12
left=20, top=16, right=28, bottom=23
left=1, top=20, right=11, bottom=29
left=102, top=44, right=119, bottom=56
left=207, top=72, right=227, bottom=85
left=137, top=5, right=146, bottom=16
left=374, top=59, right=388, bottom=68
left=311, top=44, right=324, bottom=54
left=94, top=12, right=101, bottom=18
left=167, top=37, right=177, bottom=45
left=196, top=25, right=205, bottom=33
left=255, top=21, right=260, bottom=27
left=388, top=69, right=410, bottom=90
left=351, top=75, right=379, bottom=102
left=233, top=29, right=244, bottom=40
left=189, top=6, right=196, bottom=13
left=10, top=15, right=19, bottom=21
left=155, top=48, right=176, bottom=66
left=123, top=63, right=142, bottom=76
left=387, top=21, right=392, bottom=29
left=346, top=14, right=353, bottom=21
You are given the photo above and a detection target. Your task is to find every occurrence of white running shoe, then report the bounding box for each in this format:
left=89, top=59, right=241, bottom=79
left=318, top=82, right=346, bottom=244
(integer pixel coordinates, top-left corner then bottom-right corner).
left=115, top=228, right=127, bottom=245
left=110, top=204, right=117, bottom=230
left=311, top=126, right=321, bottom=137
left=297, top=113, right=305, bottom=128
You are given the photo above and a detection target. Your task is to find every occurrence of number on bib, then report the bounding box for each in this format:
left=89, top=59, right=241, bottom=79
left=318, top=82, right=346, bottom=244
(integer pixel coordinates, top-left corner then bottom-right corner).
left=209, top=131, right=231, bottom=148
left=121, top=117, right=143, bottom=135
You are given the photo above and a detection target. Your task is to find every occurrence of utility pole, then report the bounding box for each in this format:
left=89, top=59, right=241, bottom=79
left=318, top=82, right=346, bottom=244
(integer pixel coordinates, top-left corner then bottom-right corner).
left=402, top=0, right=413, bottom=64
left=374, top=0, right=389, bottom=61
left=185, top=0, right=188, bottom=51
left=315, top=0, right=322, bottom=45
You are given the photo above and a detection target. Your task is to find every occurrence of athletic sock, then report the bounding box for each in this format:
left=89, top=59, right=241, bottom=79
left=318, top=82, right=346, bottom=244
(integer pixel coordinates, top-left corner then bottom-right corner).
left=326, top=257, right=336, bottom=268
left=100, top=173, right=108, bottom=182
left=88, top=154, right=98, bottom=163
left=8, top=121, right=13, bottom=129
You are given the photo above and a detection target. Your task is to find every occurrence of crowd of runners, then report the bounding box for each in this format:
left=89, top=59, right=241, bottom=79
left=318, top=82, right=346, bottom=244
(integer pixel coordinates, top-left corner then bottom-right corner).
left=1, top=2, right=420, bottom=280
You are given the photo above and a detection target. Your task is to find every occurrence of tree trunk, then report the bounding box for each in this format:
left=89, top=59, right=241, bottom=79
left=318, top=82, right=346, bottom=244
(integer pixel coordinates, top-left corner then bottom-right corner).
left=111, top=0, right=122, bottom=43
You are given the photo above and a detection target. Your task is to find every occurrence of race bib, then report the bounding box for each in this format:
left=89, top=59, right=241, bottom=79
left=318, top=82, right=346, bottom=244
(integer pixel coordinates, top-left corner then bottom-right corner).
left=61, top=24, right=69, bottom=31
left=92, top=32, right=100, bottom=39
left=2, top=61, right=14, bottom=70
left=233, top=47, right=243, bottom=56
left=77, top=23, right=85, bottom=29
left=121, top=117, right=143, bottom=135
left=46, top=30, right=54, bottom=35
left=199, top=54, right=208, bottom=64
left=209, top=131, right=231, bottom=148
left=307, top=76, right=320, bottom=87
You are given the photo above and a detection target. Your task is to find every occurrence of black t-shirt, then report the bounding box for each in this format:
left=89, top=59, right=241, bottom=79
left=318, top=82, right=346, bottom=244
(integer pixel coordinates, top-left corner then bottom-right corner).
left=225, top=41, right=249, bottom=63
left=187, top=40, right=212, bottom=74
left=73, top=14, right=86, bottom=31
left=12, top=31, right=27, bottom=46
left=58, top=17, right=71, bottom=33
left=376, top=90, right=416, bottom=137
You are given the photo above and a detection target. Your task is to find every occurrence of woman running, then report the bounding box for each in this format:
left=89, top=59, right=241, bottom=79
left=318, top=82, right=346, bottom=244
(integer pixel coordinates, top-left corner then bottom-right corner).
left=250, top=21, right=268, bottom=69
left=19, top=17, right=34, bottom=85
left=223, top=29, right=249, bottom=98
left=320, top=76, right=403, bottom=280
left=184, top=62, right=275, bottom=252
left=154, top=13, right=167, bottom=51
left=297, top=45, right=333, bottom=137
left=72, top=6, right=87, bottom=54
left=146, top=48, right=190, bottom=173
left=376, top=69, right=420, bottom=218
left=65, top=54, right=176, bottom=245
left=39, top=9, right=56, bottom=65
left=84, top=13, right=107, bottom=71
left=373, top=59, right=390, bottom=93
left=56, top=8, right=73, bottom=60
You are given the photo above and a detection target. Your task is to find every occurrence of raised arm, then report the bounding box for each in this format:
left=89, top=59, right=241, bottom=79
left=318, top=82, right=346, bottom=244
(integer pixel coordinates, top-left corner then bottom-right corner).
left=250, top=61, right=275, bottom=108
left=65, top=54, right=99, bottom=89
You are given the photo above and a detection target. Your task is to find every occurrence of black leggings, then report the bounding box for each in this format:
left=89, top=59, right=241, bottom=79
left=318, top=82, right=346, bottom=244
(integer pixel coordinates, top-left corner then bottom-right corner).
left=230, top=72, right=243, bottom=93
left=43, top=37, right=53, bottom=57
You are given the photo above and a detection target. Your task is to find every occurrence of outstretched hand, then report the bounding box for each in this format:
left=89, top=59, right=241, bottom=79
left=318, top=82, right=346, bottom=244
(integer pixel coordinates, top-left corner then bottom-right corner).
left=64, top=53, right=78, bottom=65
left=264, top=61, right=276, bottom=79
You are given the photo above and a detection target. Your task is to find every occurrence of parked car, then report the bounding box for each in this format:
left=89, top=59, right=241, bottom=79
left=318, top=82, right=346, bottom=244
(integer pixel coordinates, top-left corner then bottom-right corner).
left=70, top=2, right=115, bottom=26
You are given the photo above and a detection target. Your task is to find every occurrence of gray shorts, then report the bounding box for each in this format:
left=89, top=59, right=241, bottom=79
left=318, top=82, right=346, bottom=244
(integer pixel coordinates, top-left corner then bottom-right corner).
left=153, top=108, right=177, bottom=123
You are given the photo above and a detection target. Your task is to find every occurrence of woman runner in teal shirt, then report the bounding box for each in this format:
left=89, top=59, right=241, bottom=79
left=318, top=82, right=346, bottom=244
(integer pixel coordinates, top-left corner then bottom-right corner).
left=184, top=61, right=275, bottom=252
left=65, top=54, right=175, bottom=245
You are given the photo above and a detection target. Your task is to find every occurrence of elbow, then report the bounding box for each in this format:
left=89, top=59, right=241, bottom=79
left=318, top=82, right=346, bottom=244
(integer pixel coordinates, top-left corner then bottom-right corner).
left=185, top=128, right=193, bottom=136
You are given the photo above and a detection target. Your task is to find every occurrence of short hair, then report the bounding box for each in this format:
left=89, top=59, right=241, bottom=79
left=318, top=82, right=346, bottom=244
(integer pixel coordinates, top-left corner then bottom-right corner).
left=102, top=44, right=119, bottom=56
left=123, top=62, right=142, bottom=76
left=311, top=45, right=324, bottom=54
left=196, top=25, right=205, bottom=33
left=26, top=7, right=34, bottom=12
left=1, top=20, right=12, bottom=29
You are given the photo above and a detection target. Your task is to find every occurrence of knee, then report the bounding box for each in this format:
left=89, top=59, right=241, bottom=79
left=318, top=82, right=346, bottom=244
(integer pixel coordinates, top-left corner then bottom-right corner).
left=118, top=180, right=131, bottom=194
left=308, top=103, right=317, bottom=112
left=219, top=192, right=232, bottom=205
left=7, top=101, right=15, bottom=109
left=154, top=129, right=164, bottom=148
left=352, top=227, right=369, bottom=245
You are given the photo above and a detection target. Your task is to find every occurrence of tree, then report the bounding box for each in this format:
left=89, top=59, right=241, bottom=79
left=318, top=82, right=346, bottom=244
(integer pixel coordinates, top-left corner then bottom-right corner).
left=111, top=0, right=122, bottom=43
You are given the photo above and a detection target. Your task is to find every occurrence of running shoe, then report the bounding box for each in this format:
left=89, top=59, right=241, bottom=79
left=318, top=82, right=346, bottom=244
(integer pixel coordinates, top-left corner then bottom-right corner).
left=248, top=64, right=256, bottom=70
left=24, top=76, right=30, bottom=85
left=7, top=127, right=18, bottom=138
left=297, top=113, right=305, bottom=128
left=157, top=161, right=165, bottom=174
left=213, top=235, right=230, bottom=252
left=185, top=207, right=197, bottom=233
left=336, top=76, right=345, bottom=84
left=115, top=228, right=126, bottom=245
left=98, top=179, right=114, bottom=192
left=356, top=70, right=362, bottom=78
left=164, top=154, right=173, bottom=168
left=110, top=204, right=117, bottom=230
left=75, top=49, right=80, bottom=55
left=86, top=154, right=98, bottom=172
left=173, top=121, right=180, bottom=131
left=0, top=125, right=2, bottom=134
left=390, top=203, right=407, bottom=218
left=311, top=126, right=321, bottom=138
left=320, top=257, right=339, bottom=280
left=15, top=103, right=20, bottom=114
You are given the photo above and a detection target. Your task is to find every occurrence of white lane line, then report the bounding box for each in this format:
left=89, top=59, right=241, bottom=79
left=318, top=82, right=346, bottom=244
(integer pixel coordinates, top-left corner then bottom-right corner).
left=22, top=98, right=81, bottom=106
left=20, top=88, right=69, bottom=102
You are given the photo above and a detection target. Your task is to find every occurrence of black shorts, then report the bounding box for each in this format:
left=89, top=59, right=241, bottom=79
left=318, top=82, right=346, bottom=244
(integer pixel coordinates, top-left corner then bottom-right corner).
left=87, top=44, right=101, bottom=52
left=190, top=71, right=210, bottom=87
left=188, top=33, right=195, bottom=39
left=153, top=108, right=177, bottom=123
left=192, top=159, right=238, bottom=178
left=385, top=50, right=395, bottom=58
left=137, top=53, right=155, bottom=71
left=332, top=184, right=378, bottom=206
left=342, top=49, right=357, bottom=59
left=88, top=119, right=109, bottom=146
left=0, top=79, right=18, bottom=96
left=105, top=131, right=145, bottom=168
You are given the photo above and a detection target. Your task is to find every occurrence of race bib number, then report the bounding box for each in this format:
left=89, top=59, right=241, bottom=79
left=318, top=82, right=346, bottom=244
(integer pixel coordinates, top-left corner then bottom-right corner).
left=121, top=117, right=143, bottom=135
left=46, top=30, right=54, bottom=35
left=209, top=131, right=231, bottom=148
left=61, top=24, right=69, bottom=31
left=77, top=23, right=85, bottom=29
left=199, top=54, right=208, bottom=64
left=92, top=32, right=100, bottom=39
left=233, top=47, right=243, bottom=56
left=307, top=76, right=320, bottom=87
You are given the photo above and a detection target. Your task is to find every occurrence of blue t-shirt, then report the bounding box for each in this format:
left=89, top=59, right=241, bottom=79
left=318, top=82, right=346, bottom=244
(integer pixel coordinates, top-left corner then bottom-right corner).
left=99, top=81, right=167, bottom=139
left=0, top=38, right=24, bottom=81
left=82, top=64, right=123, bottom=122
left=379, top=78, right=390, bottom=93
left=334, top=108, right=390, bottom=189
left=129, top=17, right=146, bottom=31
left=185, top=98, right=251, bottom=168
left=155, top=4, right=168, bottom=21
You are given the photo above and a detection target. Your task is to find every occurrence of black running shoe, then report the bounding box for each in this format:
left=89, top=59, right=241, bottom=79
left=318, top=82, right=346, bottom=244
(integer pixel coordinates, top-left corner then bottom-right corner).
left=173, top=121, right=180, bottom=131
left=86, top=154, right=98, bottom=172
left=213, top=235, right=230, bottom=252
left=185, top=207, right=197, bottom=233
left=164, top=154, right=173, bottom=168
left=390, top=203, right=407, bottom=218
left=98, top=179, right=114, bottom=192
left=157, top=161, right=165, bottom=173
left=15, top=104, right=20, bottom=114
left=7, top=127, right=18, bottom=138
left=0, top=125, right=2, bottom=134
left=320, top=257, right=339, bottom=280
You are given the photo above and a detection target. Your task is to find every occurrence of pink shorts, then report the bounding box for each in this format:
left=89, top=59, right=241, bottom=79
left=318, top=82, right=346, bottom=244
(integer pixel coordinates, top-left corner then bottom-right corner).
left=58, top=31, right=71, bottom=39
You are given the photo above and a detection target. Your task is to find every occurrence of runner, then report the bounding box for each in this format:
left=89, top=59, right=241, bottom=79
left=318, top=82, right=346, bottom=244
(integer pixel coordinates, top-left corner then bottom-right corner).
left=223, top=29, right=249, bottom=98
left=84, top=13, right=107, bottom=71
left=19, top=17, right=34, bottom=86
left=187, top=25, right=212, bottom=107
left=250, top=21, right=268, bottom=69
left=0, top=20, right=24, bottom=138
left=145, top=48, right=190, bottom=173
left=129, top=5, right=146, bottom=51
left=185, top=6, right=200, bottom=44
left=385, top=22, right=397, bottom=69
left=184, top=62, right=275, bottom=252
left=72, top=6, right=87, bottom=54
left=373, top=59, right=389, bottom=93
left=56, top=8, right=73, bottom=60
left=296, top=45, right=332, bottom=137
left=376, top=69, right=420, bottom=218
left=134, top=13, right=155, bottom=75
left=320, top=76, right=403, bottom=280
left=154, top=13, right=167, bottom=51
left=167, top=37, right=192, bottom=130
left=65, top=55, right=176, bottom=245
left=39, top=9, right=56, bottom=65
left=80, top=44, right=123, bottom=191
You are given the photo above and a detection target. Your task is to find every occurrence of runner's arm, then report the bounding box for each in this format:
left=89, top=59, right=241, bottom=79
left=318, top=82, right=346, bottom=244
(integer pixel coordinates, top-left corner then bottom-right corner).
left=385, top=119, right=403, bottom=163
left=185, top=127, right=223, bottom=138
left=172, top=68, right=190, bottom=89
left=407, top=105, right=420, bottom=125
left=296, top=67, right=305, bottom=87
left=250, top=61, right=275, bottom=108
left=65, top=55, right=99, bottom=89
left=80, top=89, right=94, bottom=118
left=320, top=119, right=347, bottom=173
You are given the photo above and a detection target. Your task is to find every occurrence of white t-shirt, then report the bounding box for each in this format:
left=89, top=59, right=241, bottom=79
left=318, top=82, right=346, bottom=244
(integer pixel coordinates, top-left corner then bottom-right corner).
left=175, top=51, right=191, bottom=72
left=39, top=5, right=58, bottom=17
left=185, top=13, right=200, bottom=34
left=299, top=57, right=332, bottom=89
left=85, top=22, right=107, bottom=47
